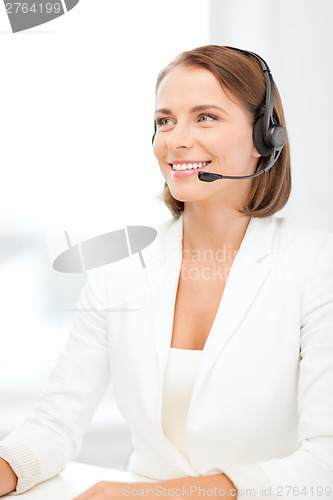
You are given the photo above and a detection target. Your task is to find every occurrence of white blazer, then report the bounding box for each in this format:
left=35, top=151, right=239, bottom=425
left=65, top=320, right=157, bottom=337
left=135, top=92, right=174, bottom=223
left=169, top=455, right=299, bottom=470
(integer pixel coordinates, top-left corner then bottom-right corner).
left=2, top=214, right=333, bottom=500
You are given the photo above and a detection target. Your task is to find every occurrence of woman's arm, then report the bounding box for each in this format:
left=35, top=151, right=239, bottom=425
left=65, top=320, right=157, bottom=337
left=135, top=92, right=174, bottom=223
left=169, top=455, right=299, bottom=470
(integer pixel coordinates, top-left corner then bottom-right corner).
left=0, top=457, right=18, bottom=496
left=73, top=473, right=237, bottom=499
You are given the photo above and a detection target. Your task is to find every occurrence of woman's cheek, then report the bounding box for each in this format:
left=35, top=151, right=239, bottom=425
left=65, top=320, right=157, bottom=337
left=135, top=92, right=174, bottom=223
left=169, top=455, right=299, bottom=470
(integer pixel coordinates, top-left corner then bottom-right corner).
left=152, top=140, right=160, bottom=159
left=152, top=131, right=164, bottom=154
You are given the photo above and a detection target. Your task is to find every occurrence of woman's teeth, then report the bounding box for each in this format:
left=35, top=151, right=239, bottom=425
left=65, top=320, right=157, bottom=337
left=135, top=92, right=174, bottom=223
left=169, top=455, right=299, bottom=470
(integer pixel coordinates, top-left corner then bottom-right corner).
left=171, top=161, right=210, bottom=171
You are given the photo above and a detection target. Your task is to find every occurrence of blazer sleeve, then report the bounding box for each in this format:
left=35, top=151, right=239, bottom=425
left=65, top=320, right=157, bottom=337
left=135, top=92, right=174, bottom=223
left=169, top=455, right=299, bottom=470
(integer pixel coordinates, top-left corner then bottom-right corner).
left=0, top=268, right=111, bottom=494
left=219, top=235, right=333, bottom=500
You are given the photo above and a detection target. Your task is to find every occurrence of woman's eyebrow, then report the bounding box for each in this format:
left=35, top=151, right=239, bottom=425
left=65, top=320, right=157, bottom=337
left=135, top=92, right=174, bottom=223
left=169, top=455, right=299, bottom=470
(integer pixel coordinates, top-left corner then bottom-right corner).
left=190, top=104, right=229, bottom=115
left=155, top=108, right=172, bottom=115
left=155, top=105, right=229, bottom=116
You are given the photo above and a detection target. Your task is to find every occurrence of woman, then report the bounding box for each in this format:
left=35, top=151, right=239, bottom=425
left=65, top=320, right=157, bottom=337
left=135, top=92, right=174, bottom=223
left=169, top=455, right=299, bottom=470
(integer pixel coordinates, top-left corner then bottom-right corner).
left=1, top=46, right=333, bottom=500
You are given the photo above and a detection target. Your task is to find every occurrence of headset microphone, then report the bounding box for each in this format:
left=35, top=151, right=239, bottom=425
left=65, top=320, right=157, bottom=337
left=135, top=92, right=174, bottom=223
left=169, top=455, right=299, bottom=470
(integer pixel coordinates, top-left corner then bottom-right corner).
left=198, top=148, right=282, bottom=182
left=197, top=47, right=287, bottom=182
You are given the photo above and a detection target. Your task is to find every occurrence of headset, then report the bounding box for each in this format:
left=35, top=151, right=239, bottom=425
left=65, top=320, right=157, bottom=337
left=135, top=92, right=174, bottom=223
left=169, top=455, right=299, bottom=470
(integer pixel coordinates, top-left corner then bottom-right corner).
left=151, top=46, right=287, bottom=182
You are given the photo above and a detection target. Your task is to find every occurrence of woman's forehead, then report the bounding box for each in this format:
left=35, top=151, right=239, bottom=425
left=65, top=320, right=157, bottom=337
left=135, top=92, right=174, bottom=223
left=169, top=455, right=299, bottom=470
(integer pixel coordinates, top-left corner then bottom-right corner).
left=158, top=65, right=218, bottom=91
left=155, top=65, right=241, bottom=114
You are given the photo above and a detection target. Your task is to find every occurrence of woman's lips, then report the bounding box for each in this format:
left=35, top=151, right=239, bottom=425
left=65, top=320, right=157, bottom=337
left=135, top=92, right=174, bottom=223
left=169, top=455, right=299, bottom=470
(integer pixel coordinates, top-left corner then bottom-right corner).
left=169, top=161, right=211, bottom=178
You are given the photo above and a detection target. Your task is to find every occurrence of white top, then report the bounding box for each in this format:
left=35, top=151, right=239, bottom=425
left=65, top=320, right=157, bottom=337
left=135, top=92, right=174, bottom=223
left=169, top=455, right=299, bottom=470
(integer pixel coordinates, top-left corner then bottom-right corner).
left=161, top=347, right=202, bottom=462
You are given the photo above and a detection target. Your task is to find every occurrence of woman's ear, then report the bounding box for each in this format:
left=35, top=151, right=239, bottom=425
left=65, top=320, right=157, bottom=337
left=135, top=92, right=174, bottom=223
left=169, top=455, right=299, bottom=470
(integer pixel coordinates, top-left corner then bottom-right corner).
left=251, top=145, right=262, bottom=159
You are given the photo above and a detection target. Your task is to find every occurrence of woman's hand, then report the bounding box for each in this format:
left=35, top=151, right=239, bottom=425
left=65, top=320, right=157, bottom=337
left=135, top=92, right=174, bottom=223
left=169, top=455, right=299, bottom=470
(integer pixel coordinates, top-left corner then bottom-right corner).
left=0, top=457, right=18, bottom=497
left=73, top=480, right=133, bottom=500
left=73, top=473, right=237, bottom=500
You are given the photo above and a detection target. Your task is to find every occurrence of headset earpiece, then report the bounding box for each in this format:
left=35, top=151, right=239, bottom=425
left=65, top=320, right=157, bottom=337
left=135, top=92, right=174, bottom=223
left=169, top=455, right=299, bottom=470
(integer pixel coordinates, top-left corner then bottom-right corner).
left=253, top=115, right=272, bottom=157
left=253, top=115, right=287, bottom=157
left=268, top=122, right=286, bottom=151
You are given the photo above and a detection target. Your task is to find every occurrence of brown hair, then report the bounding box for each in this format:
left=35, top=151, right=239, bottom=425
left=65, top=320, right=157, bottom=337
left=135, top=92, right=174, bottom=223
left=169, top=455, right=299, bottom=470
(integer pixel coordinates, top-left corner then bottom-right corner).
left=155, top=45, right=291, bottom=219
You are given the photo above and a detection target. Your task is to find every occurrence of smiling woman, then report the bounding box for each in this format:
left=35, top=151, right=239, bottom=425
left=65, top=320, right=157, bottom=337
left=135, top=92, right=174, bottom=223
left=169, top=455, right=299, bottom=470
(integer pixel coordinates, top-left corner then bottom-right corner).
left=1, top=45, right=333, bottom=500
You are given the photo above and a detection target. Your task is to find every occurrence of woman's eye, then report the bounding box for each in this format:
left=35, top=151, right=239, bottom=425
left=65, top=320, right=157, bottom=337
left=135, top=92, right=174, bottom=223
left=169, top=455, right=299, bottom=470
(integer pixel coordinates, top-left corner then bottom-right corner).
left=198, top=114, right=215, bottom=123
left=155, top=118, right=173, bottom=127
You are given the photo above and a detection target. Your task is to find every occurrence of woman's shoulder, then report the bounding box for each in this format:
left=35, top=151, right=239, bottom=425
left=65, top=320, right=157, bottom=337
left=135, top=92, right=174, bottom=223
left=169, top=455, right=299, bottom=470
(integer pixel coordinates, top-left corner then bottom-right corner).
left=273, top=215, right=333, bottom=242
left=155, top=215, right=182, bottom=237
left=85, top=217, right=182, bottom=290
left=272, top=215, right=333, bottom=260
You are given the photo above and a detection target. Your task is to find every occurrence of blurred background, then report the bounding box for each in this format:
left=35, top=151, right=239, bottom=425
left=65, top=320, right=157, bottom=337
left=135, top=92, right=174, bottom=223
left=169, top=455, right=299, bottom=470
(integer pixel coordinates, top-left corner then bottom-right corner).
left=0, top=0, right=332, bottom=471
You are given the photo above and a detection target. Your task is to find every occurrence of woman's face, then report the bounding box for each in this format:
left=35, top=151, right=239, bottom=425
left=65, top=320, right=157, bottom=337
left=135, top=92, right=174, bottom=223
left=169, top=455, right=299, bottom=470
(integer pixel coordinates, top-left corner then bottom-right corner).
left=153, top=64, right=261, bottom=208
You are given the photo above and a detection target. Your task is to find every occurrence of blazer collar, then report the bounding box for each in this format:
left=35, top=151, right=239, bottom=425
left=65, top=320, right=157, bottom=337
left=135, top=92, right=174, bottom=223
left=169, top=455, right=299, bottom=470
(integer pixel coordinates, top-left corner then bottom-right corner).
left=159, top=212, right=276, bottom=263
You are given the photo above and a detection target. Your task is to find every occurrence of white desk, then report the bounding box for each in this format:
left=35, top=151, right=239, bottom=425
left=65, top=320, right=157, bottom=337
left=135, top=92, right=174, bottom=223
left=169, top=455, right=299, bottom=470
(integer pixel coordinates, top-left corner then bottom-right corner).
left=3, top=461, right=152, bottom=499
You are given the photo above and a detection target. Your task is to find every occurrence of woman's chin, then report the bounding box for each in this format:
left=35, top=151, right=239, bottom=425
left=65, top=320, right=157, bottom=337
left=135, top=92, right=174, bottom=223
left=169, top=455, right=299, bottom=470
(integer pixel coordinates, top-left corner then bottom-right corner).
left=168, top=185, right=204, bottom=203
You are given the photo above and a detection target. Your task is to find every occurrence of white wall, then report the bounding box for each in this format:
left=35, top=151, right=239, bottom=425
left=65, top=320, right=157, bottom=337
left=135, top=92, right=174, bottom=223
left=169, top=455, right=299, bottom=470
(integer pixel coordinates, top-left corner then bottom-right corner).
left=209, top=0, right=333, bottom=232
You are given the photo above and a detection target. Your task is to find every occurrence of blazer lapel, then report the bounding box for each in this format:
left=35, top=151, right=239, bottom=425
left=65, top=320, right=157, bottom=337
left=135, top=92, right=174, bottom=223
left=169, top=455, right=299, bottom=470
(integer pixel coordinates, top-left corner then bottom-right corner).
left=144, top=215, right=199, bottom=473
left=194, top=216, right=276, bottom=394
left=149, top=216, right=184, bottom=393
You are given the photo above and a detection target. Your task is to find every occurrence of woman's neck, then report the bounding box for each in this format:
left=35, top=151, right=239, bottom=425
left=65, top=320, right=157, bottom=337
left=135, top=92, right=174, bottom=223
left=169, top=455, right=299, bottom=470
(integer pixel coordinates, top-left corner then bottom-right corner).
left=182, top=203, right=251, bottom=260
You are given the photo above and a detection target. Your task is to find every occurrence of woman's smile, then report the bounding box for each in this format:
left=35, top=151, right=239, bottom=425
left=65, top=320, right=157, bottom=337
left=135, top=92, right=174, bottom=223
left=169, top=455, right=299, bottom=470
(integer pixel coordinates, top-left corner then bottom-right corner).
left=169, top=160, right=211, bottom=177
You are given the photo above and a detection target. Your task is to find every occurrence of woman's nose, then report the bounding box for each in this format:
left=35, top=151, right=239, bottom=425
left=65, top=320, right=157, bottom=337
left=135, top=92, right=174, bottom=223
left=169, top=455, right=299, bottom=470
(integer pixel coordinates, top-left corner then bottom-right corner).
left=167, top=123, right=194, bottom=150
